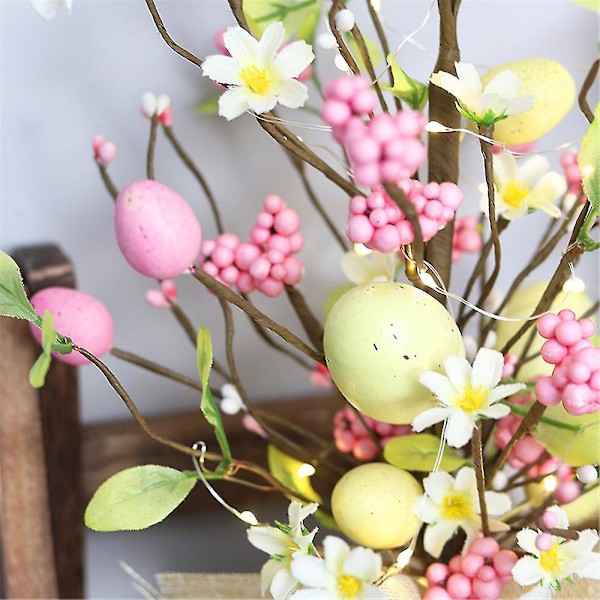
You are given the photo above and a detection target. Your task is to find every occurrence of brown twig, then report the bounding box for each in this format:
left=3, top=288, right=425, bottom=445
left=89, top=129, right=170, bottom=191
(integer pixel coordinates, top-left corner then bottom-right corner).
left=578, top=58, right=599, bottom=124
left=146, top=114, right=158, bottom=180
left=192, top=267, right=325, bottom=364
left=163, top=125, right=225, bottom=234
left=472, top=422, right=489, bottom=535
left=144, top=0, right=204, bottom=68
left=227, top=0, right=250, bottom=30
left=98, top=165, right=118, bottom=200
left=328, top=1, right=360, bottom=76
left=285, top=285, right=325, bottom=354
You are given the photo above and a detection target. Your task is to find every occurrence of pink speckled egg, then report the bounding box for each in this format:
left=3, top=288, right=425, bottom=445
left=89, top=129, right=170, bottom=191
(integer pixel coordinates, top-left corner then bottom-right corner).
left=29, top=287, right=114, bottom=366
left=115, top=180, right=202, bottom=279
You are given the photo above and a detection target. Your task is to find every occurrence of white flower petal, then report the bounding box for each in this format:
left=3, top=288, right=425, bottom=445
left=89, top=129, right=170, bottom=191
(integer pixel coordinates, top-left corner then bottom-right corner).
left=246, top=91, right=278, bottom=115
left=201, top=55, right=243, bottom=85
left=484, top=490, right=512, bottom=516
left=423, top=471, right=455, bottom=503
left=455, top=62, right=483, bottom=95
left=527, top=172, right=567, bottom=215
left=483, top=69, right=521, bottom=98
left=343, top=546, right=382, bottom=582
left=419, top=496, right=441, bottom=523
left=520, top=583, right=554, bottom=600
left=419, top=371, right=455, bottom=405
left=478, top=403, right=511, bottom=420
left=31, top=0, right=63, bottom=20
left=156, top=94, right=171, bottom=114
left=487, top=383, right=526, bottom=404
left=444, top=355, right=472, bottom=393
left=260, top=559, right=283, bottom=597
left=412, top=407, right=453, bottom=432
left=430, top=72, right=474, bottom=105
left=141, top=92, right=157, bottom=117
left=323, top=535, right=350, bottom=573
left=571, top=551, right=600, bottom=580
left=454, top=467, right=477, bottom=493
left=218, top=87, right=250, bottom=120
left=275, top=41, right=315, bottom=79
left=516, top=528, right=541, bottom=554
left=258, top=22, right=286, bottom=65
left=504, top=95, right=535, bottom=115
left=518, top=155, right=550, bottom=186
left=291, top=555, right=332, bottom=588
left=340, top=252, right=373, bottom=284
left=471, top=348, right=503, bottom=390
left=247, top=525, right=290, bottom=556
left=359, top=584, right=388, bottom=599
left=223, top=26, right=260, bottom=67
left=493, top=152, right=519, bottom=186
left=277, top=79, right=309, bottom=109
left=445, top=410, right=475, bottom=448
left=290, top=589, right=336, bottom=600
left=424, top=520, right=458, bottom=558
left=270, top=566, right=299, bottom=600
left=545, top=506, right=569, bottom=530
left=512, top=556, right=545, bottom=586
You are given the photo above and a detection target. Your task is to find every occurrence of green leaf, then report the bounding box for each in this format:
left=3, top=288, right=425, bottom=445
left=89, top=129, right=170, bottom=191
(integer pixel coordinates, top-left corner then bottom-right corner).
left=267, top=444, right=321, bottom=503
left=0, top=251, right=42, bottom=326
left=571, top=0, right=600, bottom=13
left=41, top=310, right=55, bottom=353
left=243, top=0, right=320, bottom=43
left=346, top=32, right=382, bottom=72
left=380, top=54, right=428, bottom=111
left=196, top=328, right=232, bottom=464
left=196, top=95, right=220, bottom=115
left=85, top=465, right=196, bottom=531
left=29, top=352, right=52, bottom=388
left=383, top=433, right=470, bottom=472
left=577, top=103, right=599, bottom=251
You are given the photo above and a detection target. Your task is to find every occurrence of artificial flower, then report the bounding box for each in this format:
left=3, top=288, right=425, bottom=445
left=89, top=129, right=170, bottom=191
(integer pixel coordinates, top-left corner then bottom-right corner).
left=430, top=61, right=534, bottom=126
left=290, top=535, right=386, bottom=599
left=340, top=249, right=397, bottom=285
left=219, top=383, right=246, bottom=415
left=201, top=22, right=314, bottom=121
left=413, top=348, right=525, bottom=448
left=247, top=501, right=318, bottom=600
left=483, top=153, right=566, bottom=221
left=512, top=506, right=600, bottom=599
left=417, top=467, right=511, bottom=558
left=31, top=0, right=72, bottom=21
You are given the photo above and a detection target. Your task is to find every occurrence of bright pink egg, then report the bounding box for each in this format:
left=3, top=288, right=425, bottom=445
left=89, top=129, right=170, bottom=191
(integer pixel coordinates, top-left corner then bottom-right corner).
left=29, top=287, right=114, bottom=366
left=114, top=180, right=202, bottom=279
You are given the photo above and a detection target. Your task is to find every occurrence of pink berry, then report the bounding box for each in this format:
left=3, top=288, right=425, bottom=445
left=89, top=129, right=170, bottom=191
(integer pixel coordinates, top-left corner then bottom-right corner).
left=535, top=377, right=562, bottom=406
left=558, top=309, right=576, bottom=321
left=250, top=225, right=270, bottom=245
left=220, top=265, right=239, bottom=284
left=579, top=318, right=596, bottom=339
left=350, top=196, right=368, bottom=214
left=535, top=533, right=553, bottom=551
left=438, top=182, right=463, bottom=210
left=256, top=211, right=274, bottom=228
left=218, top=233, right=240, bottom=250
left=395, top=111, right=423, bottom=137
left=423, top=586, right=452, bottom=600
left=541, top=339, right=568, bottom=365
left=282, top=257, right=304, bottom=285
left=203, top=261, right=219, bottom=277
left=236, top=272, right=255, bottom=294
left=264, top=194, right=284, bottom=214
left=380, top=159, right=402, bottom=182
left=492, top=550, right=517, bottom=576
left=555, top=320, right=583, bottom=346
left=461, top=553, right=484, bottom=578
left=370, top=114, right=398, bottom=143
left=568, top=361, right=591, bottom=384
left=249, top=256, right=271, bottom=281
left=540, top=509, right=559, bottom=529
left=211, top=246, right=234, bottom=268
left=274, top=209, right=300, bottom=236
left=374, top=421, right=394, bottom=436
left=353, top=163, right=381, bottom=187
left=426, top=563, right=449, bottom=586
left=372, top=224, right=401, bottom=253
left=321, top=100, right=352, bottom=128
left=288, top=232, right=304, bottom=253
left=424, top=199, right=444, bottom=219
left=369, top=208, right=389, bottom=227
left=563, top=384, right=595, bottom=415
left=351, top=89, right=377, bottom=114
left=267, top=234, right=292, bottom=255
left=352, top=437, right=379, bottom=461
left=235, top=243, right=261, bottom=270
left=335, top=429, right=355, bottom=453
left=448, top=555, right=463, bottom=573
left=347, top=215, right=374, bottom=243
left=367, top=192, right=386, bottom=210
left=556, top=479, right=582, bottom=503
left=349, top=136, right=382, bottom=164
left=470, top=537, right=499, bottom=558
left=259, top=277, right=284, bottom=297
left=458, top=230, right=483, bottom=253
left=446, top=573, right=472, bottom=599
left=472, top=577, right=503, bottom=600
left=476, top=565, right=497, bottom=583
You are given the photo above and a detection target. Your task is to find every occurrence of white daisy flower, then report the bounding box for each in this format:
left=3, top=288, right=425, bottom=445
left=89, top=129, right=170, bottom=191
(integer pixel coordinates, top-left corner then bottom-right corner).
left=417, top=467, right=511, bottom=558
left=512, top=506, right=600, bottom=599
left=430, top=61, right=534, bottom=126
left=483, top=153, right=566, bottom=221
left=340, top=250, right=397, bottom=285
left=201, top=22, right=314, bottom=121
left=247, top=501, right=318, bottom=600
left=413, top=348, right=525, bottom=448
left=31, top=0, right=72, bottom=21
left=290, top=535, right=386, bottom=599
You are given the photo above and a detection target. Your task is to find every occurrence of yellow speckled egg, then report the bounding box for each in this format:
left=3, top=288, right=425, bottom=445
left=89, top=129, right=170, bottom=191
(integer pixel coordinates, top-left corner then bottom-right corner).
left=481, top=59, right=575, bottom=145
left=324, top=282, right=464, bottom=424
left=494, top=281, right=593, bottom=381
left=332, top=463, right=423, bottom=549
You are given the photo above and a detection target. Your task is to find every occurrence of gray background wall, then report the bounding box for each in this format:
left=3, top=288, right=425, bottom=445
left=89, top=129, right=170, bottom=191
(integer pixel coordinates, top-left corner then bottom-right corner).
left=1, top=0, right=597, bottom=597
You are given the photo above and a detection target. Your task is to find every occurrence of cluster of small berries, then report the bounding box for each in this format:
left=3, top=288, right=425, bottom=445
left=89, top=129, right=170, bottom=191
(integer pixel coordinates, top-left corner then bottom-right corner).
left=535, top=310, right=599, bottom=415
left=424, top=538, right=517, bottom=600
left=452, top=216, right=483, bottom=262
left=201, top=195, right=304, bottom=297
left=332, top=406, right=411, bottom=461
left=92, top=135, right=117, bottom=167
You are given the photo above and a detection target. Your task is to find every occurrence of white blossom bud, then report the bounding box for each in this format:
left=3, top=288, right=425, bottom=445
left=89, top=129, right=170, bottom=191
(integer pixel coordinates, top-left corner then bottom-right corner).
left=576, top=465, right=598, bottom=484
left=335, top=9, right=355, bottom=33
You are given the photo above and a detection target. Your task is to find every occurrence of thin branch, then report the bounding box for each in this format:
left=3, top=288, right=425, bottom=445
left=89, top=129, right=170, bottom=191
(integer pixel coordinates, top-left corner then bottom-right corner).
left=227, top=0, right=250, bottom=30
left=579, top=58, right=599, bottom=124
left=192, top=267, right=325, bottom=364
left=328, top=1, right=361, bottom=76
left=144, top=0, right=204, bottom=68
left=98, top=165, right=118, bottom=200
left=146, top=114, right=158, bottom=180
left=163, top=125, right=225, bottom=235
left=472, top=422, right=489, bottom=535
left=285, top=285, right=325, bottom=354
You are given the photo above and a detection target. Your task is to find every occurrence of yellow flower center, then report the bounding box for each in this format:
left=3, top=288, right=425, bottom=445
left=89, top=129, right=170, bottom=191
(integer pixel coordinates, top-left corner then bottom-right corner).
left=503, top=180, right=529, bottom=209
left=441, top=493, right=474, bottom=520
left=240, top=65, right=272, bottom=96
left=539, top=543, right=562, bottom=575
left=456, top=385, right=489, bottom=413
left=338, top=575, right=362, bottom=598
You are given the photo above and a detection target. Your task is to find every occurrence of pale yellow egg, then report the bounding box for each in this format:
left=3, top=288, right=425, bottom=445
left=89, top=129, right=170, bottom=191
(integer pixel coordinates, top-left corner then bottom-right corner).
left=331, top=463, right=423, bottom=549
left=494, top=281, right=593, bottom=381
left=481, top=59, right=575, bottom=145
left=324, top=282, right=464, bottom=424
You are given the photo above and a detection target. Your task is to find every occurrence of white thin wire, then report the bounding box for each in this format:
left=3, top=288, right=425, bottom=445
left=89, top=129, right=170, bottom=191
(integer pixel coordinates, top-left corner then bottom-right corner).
left=252, top=111, right=333, bottom=132
left=119, top=561, right=161, bottom=599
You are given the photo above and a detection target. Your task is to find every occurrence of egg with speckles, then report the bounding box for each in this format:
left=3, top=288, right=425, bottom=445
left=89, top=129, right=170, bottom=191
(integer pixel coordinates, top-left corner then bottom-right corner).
left=481, top=58, right=575, bottom=145
left=115, top=180, right=202, bottom=279
left=29, top=287, right=114, bottom=366
left=324, top=282, right=464, bottom=424
left=331, top=463, right=422, bottom=549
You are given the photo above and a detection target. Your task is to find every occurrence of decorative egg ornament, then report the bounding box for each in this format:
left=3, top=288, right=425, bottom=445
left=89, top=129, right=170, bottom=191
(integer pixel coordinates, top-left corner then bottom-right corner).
left=324, top=282, right=464, bottom=424
left=481, top=59, right=575, bottom=145
left=29, top=287, right=114, bottom=366
left=115, top=180, right=202, bottom=279
left=331, top=463, right=423, bottom=549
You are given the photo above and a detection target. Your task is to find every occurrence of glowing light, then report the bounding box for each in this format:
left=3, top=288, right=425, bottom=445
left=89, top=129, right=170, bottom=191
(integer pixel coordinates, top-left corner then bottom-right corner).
left=396, top=548, right=413, bottom=569
left=297, top=463, right=316, bottom=478
left=582, top=165, right=594, bottom=177
left=562, top=277, right=585, bottom=293
left=370, top=0, right=382, bottom=12
left=543, top=475, right=558, bottom=492
left=297, top=136, right=303, bottom=143
left=239, top=510, right=259, bottom=525
left=354, top=243, right=373, bottom=256
left=425, top=120, right=448, bottom=133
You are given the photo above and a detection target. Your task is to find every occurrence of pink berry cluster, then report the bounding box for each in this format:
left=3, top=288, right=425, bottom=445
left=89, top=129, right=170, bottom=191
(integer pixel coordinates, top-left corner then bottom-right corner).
left=424, top=538, right=517, bottom=600
left=560, top=151, right=586, bottom=203
left=322, top=76, right=428, bottom=187
left=145, top=279, right=177, bottom=308
left=535, top=310, right=599, bottom=415
left=92, top=135, right=117, bottom=167
left=452, top=216, right=483, bottom=262
left=201, top=195, right=304, bottom=297
left=346, top=180, right=462, bottom=252
left=333, top=406, right=411, bottom=461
